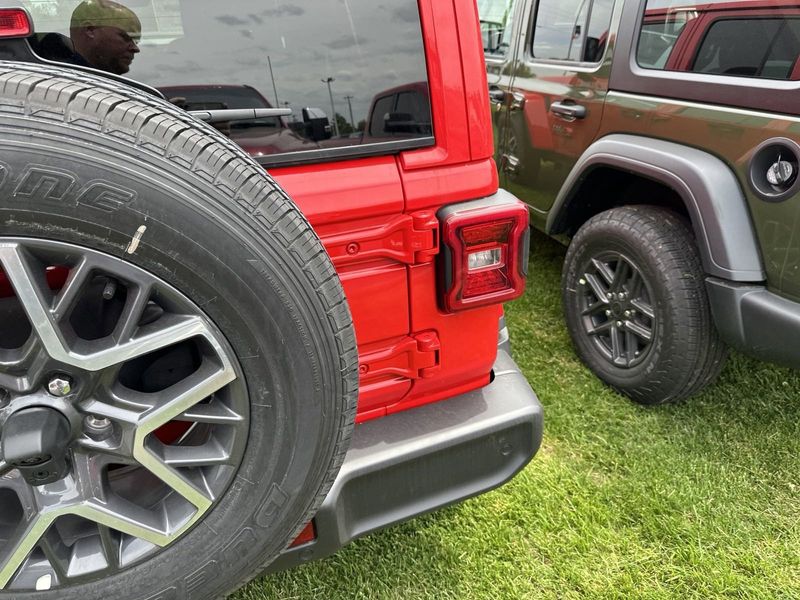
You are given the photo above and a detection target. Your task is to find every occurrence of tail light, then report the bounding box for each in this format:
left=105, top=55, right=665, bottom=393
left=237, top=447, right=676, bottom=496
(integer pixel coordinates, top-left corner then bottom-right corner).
left=438, top=194, right=529, bottom=312
left=0, top=9, right=31, bottom=38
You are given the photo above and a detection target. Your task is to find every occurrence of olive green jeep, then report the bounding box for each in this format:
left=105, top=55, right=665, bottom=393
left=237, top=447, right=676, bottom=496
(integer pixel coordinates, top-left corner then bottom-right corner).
left=481, top=0, right=800, bottom=404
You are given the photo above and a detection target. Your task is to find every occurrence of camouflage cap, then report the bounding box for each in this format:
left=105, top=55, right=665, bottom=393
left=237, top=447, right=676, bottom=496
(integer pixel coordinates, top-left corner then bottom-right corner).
left=70, top=0, right=141, bottom=38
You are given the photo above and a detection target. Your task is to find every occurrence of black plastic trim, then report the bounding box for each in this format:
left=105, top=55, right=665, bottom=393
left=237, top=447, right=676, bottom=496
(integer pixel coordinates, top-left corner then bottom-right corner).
left=707, top=277, right=800, bottom=368
left=266, top=347, right=542, bottom=572
left=256, top=137, right=436, bottom=169
left=546, top=134, right=766, bottom=282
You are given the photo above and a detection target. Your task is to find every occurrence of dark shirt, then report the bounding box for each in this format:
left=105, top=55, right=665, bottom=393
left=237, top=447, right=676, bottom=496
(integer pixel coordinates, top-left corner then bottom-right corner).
left=31, top=33, right=92, bottom=69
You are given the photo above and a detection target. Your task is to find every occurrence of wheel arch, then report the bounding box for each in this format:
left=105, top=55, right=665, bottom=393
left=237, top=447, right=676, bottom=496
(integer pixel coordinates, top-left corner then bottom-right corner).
left=546, top=134, right=765, bottom=282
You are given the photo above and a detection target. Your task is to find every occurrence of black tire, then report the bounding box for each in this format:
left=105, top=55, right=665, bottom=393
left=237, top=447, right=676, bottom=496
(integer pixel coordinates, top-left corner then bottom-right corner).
left=0, top=62, right=358, bottom=599
left=562, top=206, right=728, bottom=405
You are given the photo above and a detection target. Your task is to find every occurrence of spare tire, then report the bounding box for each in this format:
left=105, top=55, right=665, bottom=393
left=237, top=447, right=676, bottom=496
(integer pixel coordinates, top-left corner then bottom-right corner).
left=0, top=62, right=358, bottom=599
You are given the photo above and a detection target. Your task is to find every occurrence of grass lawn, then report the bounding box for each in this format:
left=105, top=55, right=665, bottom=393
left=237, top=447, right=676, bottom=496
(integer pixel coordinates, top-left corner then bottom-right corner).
left=234, top=230, right=800, bottom=600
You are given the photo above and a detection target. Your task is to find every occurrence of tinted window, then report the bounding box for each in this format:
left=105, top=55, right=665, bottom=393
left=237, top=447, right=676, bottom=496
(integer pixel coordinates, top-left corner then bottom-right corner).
left=637, top=0, right=800, bottom=80
left=532, top=0, right=614, bottom=62
left=693, top=18, right=800, bottom=79
left=10, top=0, right=433, bottom=162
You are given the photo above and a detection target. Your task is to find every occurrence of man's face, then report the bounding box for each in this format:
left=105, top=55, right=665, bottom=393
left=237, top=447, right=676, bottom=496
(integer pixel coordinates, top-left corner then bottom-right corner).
left=86, top=25, right=140, bottom=74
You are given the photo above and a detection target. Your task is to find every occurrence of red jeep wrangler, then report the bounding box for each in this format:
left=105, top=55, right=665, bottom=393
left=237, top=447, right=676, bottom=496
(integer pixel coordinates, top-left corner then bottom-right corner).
left=0, top=1, right=542, bottom=598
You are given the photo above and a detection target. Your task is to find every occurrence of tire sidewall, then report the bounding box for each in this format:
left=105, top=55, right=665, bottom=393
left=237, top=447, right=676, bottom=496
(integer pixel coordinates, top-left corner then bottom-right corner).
left=0, top=103, right=342, bottom=598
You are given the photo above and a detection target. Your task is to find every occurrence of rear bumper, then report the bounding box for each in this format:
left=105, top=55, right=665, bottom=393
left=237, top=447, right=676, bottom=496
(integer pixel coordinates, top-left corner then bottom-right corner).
left=267, top=348, right=543, bottom=572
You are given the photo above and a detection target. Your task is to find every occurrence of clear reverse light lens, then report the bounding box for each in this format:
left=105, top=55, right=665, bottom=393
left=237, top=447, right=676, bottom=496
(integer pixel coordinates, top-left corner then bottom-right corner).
left=467, top=247, right=503, bottom=271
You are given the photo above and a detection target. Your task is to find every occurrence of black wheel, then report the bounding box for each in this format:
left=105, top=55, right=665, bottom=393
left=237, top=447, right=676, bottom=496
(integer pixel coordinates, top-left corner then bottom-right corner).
left=0, top=62, right=358, bottom=599
left=562, top=206, right=728, bottom=405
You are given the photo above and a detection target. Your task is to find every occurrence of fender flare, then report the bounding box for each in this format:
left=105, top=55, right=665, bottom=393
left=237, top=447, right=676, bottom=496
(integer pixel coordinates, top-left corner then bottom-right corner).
left=546, top=134, right=765, bottom=282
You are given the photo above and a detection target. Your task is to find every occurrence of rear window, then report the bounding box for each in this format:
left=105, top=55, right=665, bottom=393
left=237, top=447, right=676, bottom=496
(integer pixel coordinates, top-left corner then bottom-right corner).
left=9, top=0, right=434, bottom=164
left=637, top=0, right=800, bottom=80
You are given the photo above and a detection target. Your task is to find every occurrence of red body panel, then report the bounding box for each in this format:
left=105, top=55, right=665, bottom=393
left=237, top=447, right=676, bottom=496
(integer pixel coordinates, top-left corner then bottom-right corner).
left=271, top=0, right=501, bottom=421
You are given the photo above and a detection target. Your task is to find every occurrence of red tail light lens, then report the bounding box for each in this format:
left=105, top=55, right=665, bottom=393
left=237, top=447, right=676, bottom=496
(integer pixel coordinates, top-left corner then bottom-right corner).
left=0, top=9, right=31, bottom=38
left=439, top=196, right=529, bottom=312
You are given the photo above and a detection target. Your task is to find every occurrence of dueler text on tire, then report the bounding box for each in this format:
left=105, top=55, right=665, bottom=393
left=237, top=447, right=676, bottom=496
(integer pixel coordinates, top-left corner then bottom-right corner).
left=562, top=205, right=728, bottom=405
left=0, top=62, right=358, bottom=599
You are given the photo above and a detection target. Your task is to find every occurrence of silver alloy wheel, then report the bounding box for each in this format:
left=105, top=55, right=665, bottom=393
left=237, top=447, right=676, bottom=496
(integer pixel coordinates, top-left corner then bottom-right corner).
left=0, top=238, right=248, bottom=591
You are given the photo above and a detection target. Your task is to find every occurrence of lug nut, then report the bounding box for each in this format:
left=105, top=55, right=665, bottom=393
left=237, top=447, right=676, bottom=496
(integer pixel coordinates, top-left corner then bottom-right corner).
left=624, top=310, right=632, bottom=318
left=47, top=376, right=72, bottom=397
left=84, top=415, right=114, bottom=441
left=605, top=309, right=612, bottom=317
left=616, top=321, right=623, bottom=327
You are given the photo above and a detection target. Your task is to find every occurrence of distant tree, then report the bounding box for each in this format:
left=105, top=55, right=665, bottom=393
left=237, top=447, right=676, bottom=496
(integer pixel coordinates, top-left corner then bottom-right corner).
left=335, top=113, right=354, bottom=135
left=356, top=119, right=367, bottom=132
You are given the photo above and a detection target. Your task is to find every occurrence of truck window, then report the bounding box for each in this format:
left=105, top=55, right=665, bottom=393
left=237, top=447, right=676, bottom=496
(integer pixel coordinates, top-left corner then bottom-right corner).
left=6, top=0, right=434, bottom=164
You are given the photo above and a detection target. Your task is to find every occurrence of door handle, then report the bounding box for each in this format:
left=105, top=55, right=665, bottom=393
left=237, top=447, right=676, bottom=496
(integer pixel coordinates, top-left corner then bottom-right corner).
left=489, top=87, right=507, bottom=104
left=550, top=101, right=586, bottom=120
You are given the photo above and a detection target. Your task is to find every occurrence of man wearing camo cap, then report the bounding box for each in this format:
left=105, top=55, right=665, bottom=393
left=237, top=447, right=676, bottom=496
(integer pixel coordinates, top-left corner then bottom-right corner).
left=69, top=0, right=141, bottom=75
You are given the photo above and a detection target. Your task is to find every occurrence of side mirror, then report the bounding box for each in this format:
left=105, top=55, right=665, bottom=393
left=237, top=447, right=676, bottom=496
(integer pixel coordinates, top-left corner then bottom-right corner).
left=302, top=107, right=332, bottom=141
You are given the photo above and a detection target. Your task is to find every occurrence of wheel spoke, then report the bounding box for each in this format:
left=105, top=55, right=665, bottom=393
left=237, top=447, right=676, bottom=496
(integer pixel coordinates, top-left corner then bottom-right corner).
left=581, top=299, right=608, bottom=317
left=38, top=533, right=69, bottom=584
left=134, top=361, right=234, bottom=510
left=77, top=314, right=209, bottom=372
left=159, top=439, right=233, bottom=468
left=0, top=244, right=68, bottom=363
left=587, top=320, right=614, bottom=337
left=610, top=324, right=624, bottom=364
left=178, top=398, right=244, bottom=425
left=631, top=298, right=654, bottom=319
left=98, top=525, right=120, bottom=571
left=0, top=515, right=51, bottom=589
left=590, top=258, right=615, bottom=286
left=115, top=283, right=154, bottom=342
left=584, top=273, right=609, bottom=303
left=611, top=259, right=631, bottom=292
left=625, top=319, right=653, bottom=343
left=51, top=258, right=94, bottom=321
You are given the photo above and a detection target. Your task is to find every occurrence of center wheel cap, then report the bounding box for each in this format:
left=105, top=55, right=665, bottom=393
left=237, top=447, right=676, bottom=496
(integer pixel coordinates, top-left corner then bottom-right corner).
left=2, top=406, right=72, bottom=485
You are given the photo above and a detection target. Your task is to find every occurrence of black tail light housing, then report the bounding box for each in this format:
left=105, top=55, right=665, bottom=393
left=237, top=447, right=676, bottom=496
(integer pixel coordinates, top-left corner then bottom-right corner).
left=438, top=191, right=529, bottom=312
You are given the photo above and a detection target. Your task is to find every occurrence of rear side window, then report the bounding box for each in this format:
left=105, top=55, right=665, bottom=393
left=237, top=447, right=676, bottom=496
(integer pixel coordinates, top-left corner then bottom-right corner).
left=531, top=0, right=615, bottom=63
left=8, top=0, right=433, bottom=164
left=636, top=0, right=800, bottom=80
left=693, top=18, right=800, bottom=79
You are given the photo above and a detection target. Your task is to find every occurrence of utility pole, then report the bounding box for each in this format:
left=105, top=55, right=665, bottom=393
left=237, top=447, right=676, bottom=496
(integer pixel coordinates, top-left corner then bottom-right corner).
left=343, top=95, right=355, bottom=128
left=321, top=77, right=339, bottom=137
left=267, top=56, right=279, bottom=107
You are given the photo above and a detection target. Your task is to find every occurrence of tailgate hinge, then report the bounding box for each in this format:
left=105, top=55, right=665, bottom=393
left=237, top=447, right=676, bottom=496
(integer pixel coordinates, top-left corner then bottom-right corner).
left=359, top=331, right=441, bottom=381
left=326, top=210, right=439, bottom=267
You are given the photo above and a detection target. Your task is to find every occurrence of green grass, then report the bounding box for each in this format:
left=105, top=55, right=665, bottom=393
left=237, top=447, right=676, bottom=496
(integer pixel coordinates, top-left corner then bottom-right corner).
left=234, top=230, right=800, bottom=600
